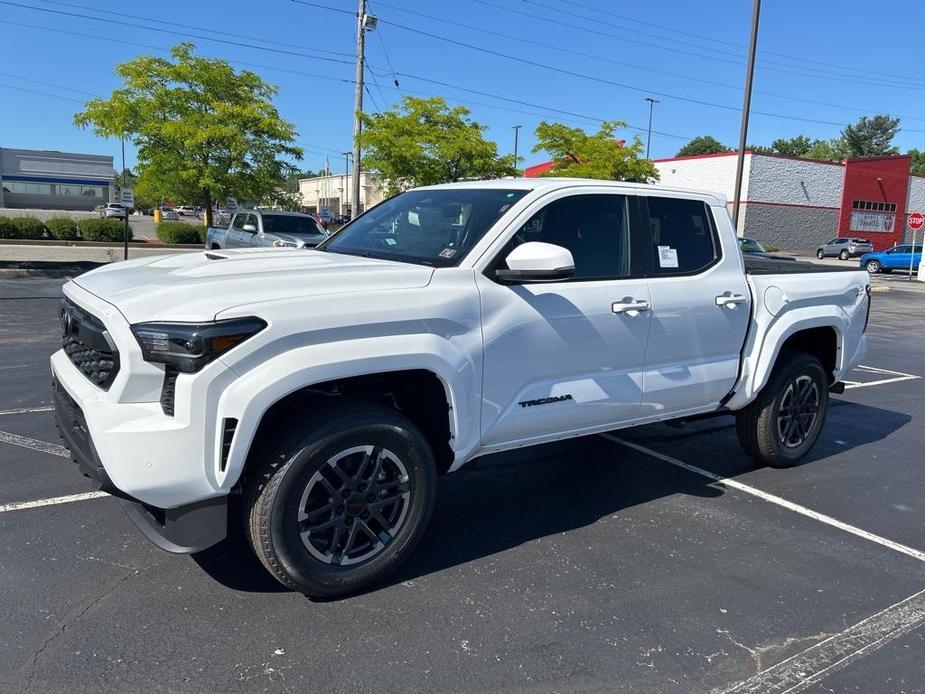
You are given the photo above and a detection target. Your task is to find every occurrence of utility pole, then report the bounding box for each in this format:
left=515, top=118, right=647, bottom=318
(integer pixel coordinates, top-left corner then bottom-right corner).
left=512, top=125, right=522, bottom=172
left=342, top=151, right=351, bottom=216
left=121, top=137, right=128, bottom=261
left=644, top=97, right=659, bottom=159
left=732, top=0, right=761, bottom=232
left=351, top=0, right=367, bottom=218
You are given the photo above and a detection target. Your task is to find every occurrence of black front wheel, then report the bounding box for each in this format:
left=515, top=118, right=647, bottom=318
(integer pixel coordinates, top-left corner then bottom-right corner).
left=735, top=352, right=829, bottom=467
left=243, top=399, right=437, bottom=597
left=816, top=249, right=825, bottom=259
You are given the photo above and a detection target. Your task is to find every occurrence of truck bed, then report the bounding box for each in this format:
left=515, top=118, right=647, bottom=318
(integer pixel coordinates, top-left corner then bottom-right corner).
left=744, top=256, right=860, bottom=275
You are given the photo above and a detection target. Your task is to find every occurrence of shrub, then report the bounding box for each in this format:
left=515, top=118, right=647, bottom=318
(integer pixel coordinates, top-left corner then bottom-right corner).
left=2, top=217, right=46, bottom=240
left=0, top=217, right=17, bottom=239
left=79, top=218, right=128, bottom=242
left=763, top=244, right=782, bottom=252
left=156, top=221, right=204, bottom=245
left=45, top=217, right=80, bottom=241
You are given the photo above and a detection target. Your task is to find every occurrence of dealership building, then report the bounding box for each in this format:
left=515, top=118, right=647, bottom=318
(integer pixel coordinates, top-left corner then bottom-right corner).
left=0, top=147, right=115, bottom=212
left=652, top=152, right=925, bottom=252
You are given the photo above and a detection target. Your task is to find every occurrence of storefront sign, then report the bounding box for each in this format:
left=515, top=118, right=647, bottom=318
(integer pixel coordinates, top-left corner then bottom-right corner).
left=850, top=211, right=894, bottom=233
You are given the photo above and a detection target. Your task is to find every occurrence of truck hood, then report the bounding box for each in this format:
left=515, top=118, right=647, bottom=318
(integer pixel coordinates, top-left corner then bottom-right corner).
left=72, top=248, right=434, bottom=323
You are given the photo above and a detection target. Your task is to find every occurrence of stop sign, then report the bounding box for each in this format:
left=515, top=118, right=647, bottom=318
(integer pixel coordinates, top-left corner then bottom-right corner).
left=910, top=211, right=925, bottom=231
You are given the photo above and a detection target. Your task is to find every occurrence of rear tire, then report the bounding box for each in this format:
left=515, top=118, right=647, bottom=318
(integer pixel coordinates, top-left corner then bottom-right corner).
left=839, top=249, right=850, bottom=260
left=735, top=352, right=829, bottom=468
left=243, top=398, right=437, bottom=598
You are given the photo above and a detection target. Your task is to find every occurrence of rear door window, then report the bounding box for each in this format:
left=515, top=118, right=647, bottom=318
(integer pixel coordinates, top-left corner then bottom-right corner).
left=643, top=197, right=719, bottom=276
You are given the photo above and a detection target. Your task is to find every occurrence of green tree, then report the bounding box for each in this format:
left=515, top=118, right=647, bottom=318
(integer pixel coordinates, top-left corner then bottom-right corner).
left=358, top=96, right=516, bottom=196
left=534, top=120, right=659, bottom=183
left=803, top=138, right=844, bottom=161
left=769, top=135, right=814, bottom=157
left=839, top=114, right=900, bottom=158
left=676, top=135, right=730, bottom=157
left=75, top=43, right=302, bottom=227
left=908, top=149, right=925, bottom=177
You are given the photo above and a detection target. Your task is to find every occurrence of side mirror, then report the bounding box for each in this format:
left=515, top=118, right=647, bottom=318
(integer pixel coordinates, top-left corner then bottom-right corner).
left=495, top=241, right=575, bottom=283
left=242, top=223, right=257, bottom=233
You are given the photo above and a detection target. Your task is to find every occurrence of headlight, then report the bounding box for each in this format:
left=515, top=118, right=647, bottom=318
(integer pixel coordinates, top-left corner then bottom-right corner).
left=131, top=317, right=267, bottom=373
left=272, top=239, right=304, bottom=248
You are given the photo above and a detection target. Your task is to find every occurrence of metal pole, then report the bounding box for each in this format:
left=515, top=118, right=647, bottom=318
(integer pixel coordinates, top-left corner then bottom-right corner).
left=351, top=0, right=366, bottom=217
left=512, top=124, right=521, bottom=172
left=644, top=97, right=659, bottom=159
left=732, top=0, right=761, bottom=232
left=910, top=227, right=918, bottom=280
left=121, top=137, right=128, bottom=261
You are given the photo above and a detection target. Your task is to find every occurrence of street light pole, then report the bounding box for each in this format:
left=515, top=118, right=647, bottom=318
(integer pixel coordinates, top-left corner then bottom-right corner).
left=121, top=136, right=128, bottom=261
left=732, top=0, right=761, bottom=232
left=351, top=0, right=366, bottom=218
left=644, top=97, right=659, bottom=159
left=512, top=124, right=522, bottom=172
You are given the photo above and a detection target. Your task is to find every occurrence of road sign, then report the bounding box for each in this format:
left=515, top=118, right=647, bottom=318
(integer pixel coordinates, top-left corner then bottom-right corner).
left=909, top=211, right=924, bottom=231
left=120, top=187, right=134, bottom=207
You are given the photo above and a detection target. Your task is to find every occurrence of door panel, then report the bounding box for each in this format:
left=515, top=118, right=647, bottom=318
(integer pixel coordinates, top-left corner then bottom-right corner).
left=640, top=198, right=750, bottom=415
left=479, top=192, right=651, bottom=446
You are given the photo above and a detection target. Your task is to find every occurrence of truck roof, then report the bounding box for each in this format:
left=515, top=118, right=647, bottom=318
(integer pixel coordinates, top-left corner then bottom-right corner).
left=417, top=177, right=727, bottom=205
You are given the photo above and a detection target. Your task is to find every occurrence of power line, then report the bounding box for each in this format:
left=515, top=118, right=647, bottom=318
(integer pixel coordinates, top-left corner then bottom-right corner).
left=367, top=1, right=401, bottom=89
left=364, top=0, right=925, bottom=123
left=474, top=0, right=925, bottom=91
left=35, top=0, right=354, bottom=59
left=0, top=81, right=84, bottom=103
left=0, top=70, right=97, bottom=96
left=546, top=0, right=925, bottom=86
left=0, top=0, right=356, bottom=67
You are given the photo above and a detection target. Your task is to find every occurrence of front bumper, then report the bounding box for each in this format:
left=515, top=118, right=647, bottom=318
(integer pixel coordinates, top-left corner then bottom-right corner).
left=54, top=377, right=227, bottom=553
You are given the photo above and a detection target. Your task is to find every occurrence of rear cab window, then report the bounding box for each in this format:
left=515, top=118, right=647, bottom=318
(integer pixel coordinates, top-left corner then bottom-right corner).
left=642, top=196, right=720, bottom=276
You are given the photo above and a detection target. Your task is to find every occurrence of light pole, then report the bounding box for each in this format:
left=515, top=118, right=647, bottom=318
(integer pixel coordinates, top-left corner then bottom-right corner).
left=732, top=0, right=761, bottom=232
left=512, top=124, right=522, bottom=172
left=644, top=97, right=659, bottom=159
left=121, top=136, right=128, bottom=261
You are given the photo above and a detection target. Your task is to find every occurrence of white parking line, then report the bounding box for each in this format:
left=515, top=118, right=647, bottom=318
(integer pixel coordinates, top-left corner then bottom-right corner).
left=721, top=588, right=925, bottom=693
left=0, top=430, right=69, bottom=458
left=0, top=491, right=109, bottom=513
left=844, top=364, right=921, bottom=390
left=600, top=434, right=925, bottom=563
left=0, top=405, right=54, bottom=416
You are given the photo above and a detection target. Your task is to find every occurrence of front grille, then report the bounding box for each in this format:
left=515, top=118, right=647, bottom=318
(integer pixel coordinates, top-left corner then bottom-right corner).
left=61, top=299, right=120, bottom=390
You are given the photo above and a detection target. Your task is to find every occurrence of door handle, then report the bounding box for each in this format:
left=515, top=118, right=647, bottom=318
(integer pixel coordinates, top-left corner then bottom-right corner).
left=715, top=292, right=747, bottom=309
left=612, top=299, right=651, bottom=317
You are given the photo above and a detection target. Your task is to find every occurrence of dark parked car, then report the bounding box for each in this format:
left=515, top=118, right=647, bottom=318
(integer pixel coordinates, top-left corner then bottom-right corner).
left=738, top=237, right=795, bottom=260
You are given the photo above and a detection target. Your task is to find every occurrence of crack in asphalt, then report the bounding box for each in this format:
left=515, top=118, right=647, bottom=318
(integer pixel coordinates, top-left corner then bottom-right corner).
left=17, top=562, right=155, bottom=694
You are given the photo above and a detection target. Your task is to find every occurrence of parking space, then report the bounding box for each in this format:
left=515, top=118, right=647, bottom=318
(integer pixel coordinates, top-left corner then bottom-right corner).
left=1, top=277, right=923, bottom=693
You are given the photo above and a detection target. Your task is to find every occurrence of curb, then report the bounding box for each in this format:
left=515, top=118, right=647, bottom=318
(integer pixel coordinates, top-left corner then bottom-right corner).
left=0, top=260, right=104, bottom=278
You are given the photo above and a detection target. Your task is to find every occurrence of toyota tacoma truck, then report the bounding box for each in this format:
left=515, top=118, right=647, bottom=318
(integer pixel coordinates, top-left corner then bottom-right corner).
left=52, top=179, right=870, bottom=597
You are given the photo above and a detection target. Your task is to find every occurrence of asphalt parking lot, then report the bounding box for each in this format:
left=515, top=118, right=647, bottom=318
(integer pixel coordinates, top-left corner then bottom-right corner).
left=1, top=274, right=923, bottom=694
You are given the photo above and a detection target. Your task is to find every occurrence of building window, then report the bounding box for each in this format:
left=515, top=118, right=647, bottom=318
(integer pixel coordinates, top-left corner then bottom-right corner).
left=4, top=181, right=106, bottom=198
left=850, top=200, right=896, bottom=233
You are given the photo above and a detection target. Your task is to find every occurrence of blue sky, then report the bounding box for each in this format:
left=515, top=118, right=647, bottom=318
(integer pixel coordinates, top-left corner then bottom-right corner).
left=1, top=0, right=924, bottom=173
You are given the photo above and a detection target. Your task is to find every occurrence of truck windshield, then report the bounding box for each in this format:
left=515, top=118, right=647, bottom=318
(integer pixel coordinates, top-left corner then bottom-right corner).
left=262, top=215, right=326, bottom=236
left=319, top=188, right=529, bottom=267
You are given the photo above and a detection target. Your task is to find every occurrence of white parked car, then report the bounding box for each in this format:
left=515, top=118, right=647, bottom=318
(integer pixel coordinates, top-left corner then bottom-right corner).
left=159, top=208, right=180, bottom=221
left=99, top=203, right=127, bottom=219
left=52, top=179, right=869, bottom=597
left=175, top=205, right=197, bottom=217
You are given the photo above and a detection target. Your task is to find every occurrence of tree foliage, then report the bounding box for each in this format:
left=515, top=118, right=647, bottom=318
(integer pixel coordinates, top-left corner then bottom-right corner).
left=358, top=96, right=516, bottom=196
left=676, top=135, right=730, bottom=157
left=840, top=114, right=900, bottom=158
left=75, top=43, right=302, bottom=226
left=533, top=120, right=658, bottom=182
left=909, top=149, right=925, bottom=177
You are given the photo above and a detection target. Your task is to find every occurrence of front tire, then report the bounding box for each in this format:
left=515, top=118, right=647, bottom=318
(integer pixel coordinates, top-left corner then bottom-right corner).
left=735, top=352, right=829, bottom=468
left=243, top=399, right=437, bottom=598
left=865, top=260, right=881, bottom=274
left=816, top=249, right=825, bottom=259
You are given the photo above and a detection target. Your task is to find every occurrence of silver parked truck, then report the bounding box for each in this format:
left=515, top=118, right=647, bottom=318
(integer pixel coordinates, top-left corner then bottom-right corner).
left=206, top=210, right=329, bottom=250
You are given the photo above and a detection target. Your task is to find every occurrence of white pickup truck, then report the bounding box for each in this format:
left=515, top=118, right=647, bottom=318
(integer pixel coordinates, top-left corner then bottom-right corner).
left=52, top=178, right=869, bottom=597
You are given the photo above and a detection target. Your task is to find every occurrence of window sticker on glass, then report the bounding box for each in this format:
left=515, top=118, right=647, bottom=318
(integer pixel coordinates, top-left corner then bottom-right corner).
left=658, top=245, right=679, bottom=268
left=438, top=248, right=458, bottom=259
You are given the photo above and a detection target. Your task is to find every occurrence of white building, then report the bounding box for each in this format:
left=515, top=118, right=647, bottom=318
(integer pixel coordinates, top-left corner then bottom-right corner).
left=297, top=171, right=385, bottom=217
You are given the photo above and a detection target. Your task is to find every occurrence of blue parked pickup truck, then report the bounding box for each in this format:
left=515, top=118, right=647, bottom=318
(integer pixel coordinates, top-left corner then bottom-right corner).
left=206, top=210, right=329, bottom=250
left=859, top=243, right=922, bottom=274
